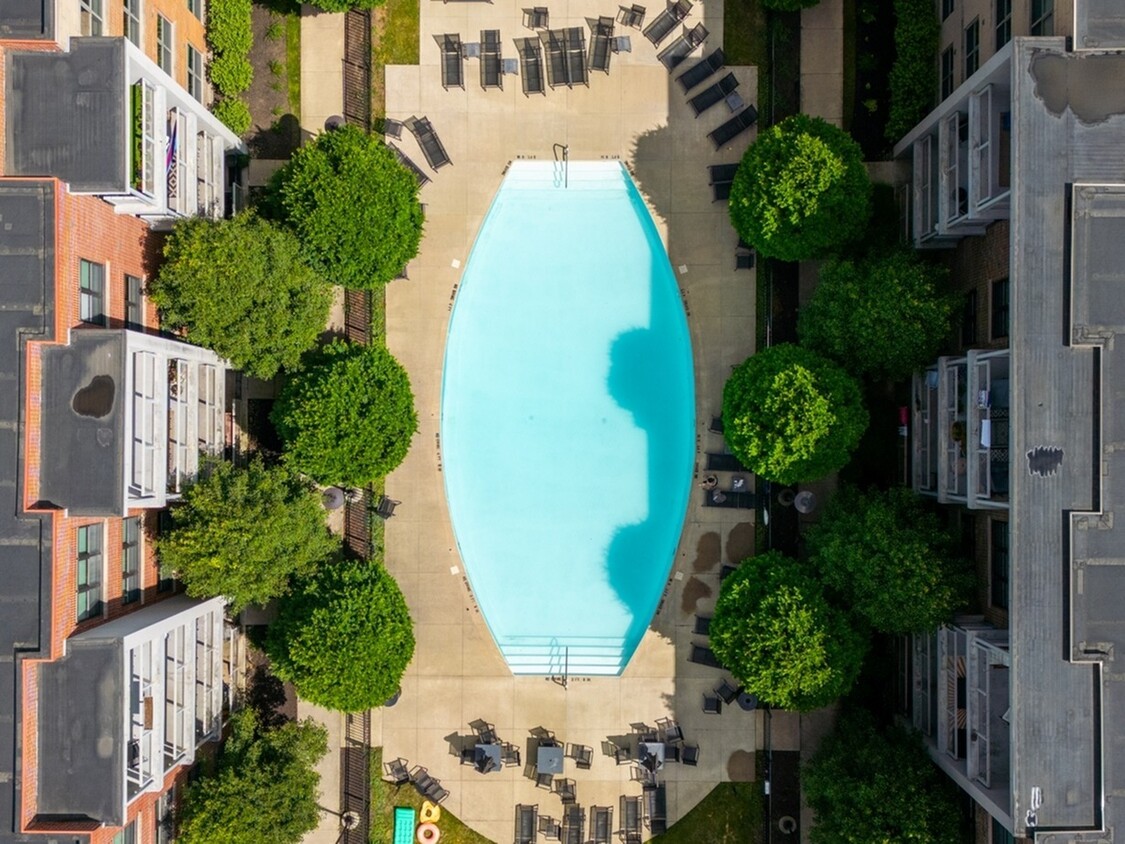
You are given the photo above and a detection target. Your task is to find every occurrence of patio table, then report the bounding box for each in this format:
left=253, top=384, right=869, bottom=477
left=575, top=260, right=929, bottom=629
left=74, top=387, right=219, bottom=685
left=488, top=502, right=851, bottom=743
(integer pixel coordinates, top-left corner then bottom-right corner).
left=639, top=741, right=665, bottom=772
left=538, top=744, right=565, bottom=774
left=476, top=743, right=503, bottom=772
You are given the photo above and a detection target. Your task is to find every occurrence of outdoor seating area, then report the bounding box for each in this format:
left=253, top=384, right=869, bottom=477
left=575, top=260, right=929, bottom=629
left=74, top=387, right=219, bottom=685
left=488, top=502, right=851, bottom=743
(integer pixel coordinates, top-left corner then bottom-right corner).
left=642, top=0, right=692, bottom=46
left=409, top=765, right=451, bottom=803
left=657, top=22, right=708, bottom=70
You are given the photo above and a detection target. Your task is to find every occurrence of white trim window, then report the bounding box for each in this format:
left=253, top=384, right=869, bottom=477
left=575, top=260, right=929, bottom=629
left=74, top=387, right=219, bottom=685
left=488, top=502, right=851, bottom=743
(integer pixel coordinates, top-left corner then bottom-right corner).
left=187, top=45, right=204, bottom=102
left=123, top=0, right=142, bottom=47
left=157, top=16, right=174, bottom=77
left=77, top=524, right=104, bottom=622
left=81, top=0, right=104, bottom=35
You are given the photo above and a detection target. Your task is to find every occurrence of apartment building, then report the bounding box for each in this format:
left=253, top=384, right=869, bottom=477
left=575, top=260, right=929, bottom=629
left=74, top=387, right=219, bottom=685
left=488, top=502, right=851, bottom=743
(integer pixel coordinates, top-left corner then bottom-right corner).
left=894, top=3, right=1125, bottom=842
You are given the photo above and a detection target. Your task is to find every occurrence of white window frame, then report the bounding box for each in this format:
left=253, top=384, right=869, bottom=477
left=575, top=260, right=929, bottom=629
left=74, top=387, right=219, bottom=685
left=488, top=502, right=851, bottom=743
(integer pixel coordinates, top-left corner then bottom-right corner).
left=76, top=523, right=105, bottom=622
left=157, top=16, right=175, bottom=77
left=81, top=0, right=104, bottom=35
left=131, top=351, right=158, bottom=497
left=186, top=45, right=204, bottom=102
left=123, top=0, right=142, bottom=47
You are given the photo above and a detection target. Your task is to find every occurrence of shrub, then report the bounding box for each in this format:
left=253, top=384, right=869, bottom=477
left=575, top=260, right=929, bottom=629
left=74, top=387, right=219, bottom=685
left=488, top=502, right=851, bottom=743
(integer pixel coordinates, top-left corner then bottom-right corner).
left=209, top=52, right=254, bottom=97
left=761, top=0, right=820, bottom=8
left=157, top=459, right=340, bottom=613
left=711, top=552, right=867, bottom=711
left=804, top=711, right=963, bottom=844
left=306, top=0, right=385, bottom=9
left=722, top=344, right=868, bottom=484
left=266, top=124, right=424, bottom=289
left=150, top=213, right=331, bottom=379
left=211, top=96, right=252, bottom=136
left=807, top=486, right=974, bottom=634
left=729, top=114, right=871, bottom=261
left=178, top=708, right=328, bottom=844
left=886, top=0, right=940, bottom=142
left=266, top=557, right=415, bottom=712
left=271, top=340, right=418, bottom=487
left=207, top=0, right=253, bottom=56
left=798, top=250, right=955, bottom=380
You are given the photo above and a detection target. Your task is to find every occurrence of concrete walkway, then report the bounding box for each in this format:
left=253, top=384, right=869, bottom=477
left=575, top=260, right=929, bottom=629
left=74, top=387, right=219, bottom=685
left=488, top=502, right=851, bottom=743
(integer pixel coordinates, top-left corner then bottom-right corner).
left=300, top=5, right=346, bottom=136
left=800, top=0, right=844, bottom=126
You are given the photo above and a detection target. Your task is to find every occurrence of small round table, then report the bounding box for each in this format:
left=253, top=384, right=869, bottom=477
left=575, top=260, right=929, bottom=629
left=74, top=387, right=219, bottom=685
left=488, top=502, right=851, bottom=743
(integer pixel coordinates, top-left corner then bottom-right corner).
left=737, top=691, right=759, bottom=711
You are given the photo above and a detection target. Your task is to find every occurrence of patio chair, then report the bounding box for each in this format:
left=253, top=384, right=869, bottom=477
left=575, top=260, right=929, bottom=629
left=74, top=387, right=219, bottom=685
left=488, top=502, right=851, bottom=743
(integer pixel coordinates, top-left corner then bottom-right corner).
left=460, top=746, right=478, bottom=765
left=629, top=765, right=656, bottom=786
left=565, top=27, right=588, bottom=86
left=708, top=162, right=739, bottom=184
left=587, top=16, right=614, bottom=73
left=503, top=742, right=522, bottom=766
left=374, top=494, right=400, bottom=519
left=540, top=29, right=569, bottom=88
left=516, top=37, right=546, bottom=96
left=523, top=6, right=549, bottom=28
left=435, top=33, right=465, bottom=90
left=708, top=104, right=759, bottom=149
left=539, top=815, right=562, bottom=841
left=693, top=614, right=711, bottom=635
left=736, top=250, right=756, bottom=270
left=536, top=771, right=555, bottom=790
left=715, top=677, right=741, bottom=704
left=620, top=796, right=642, bottom=843
left=656, top=717, right=683, bottom=744
left=566, top=743, right=593, bottom=769
left=409, top=765, right=432, bottom=787
left=516, top=804, right=539, bottom=844
left=681, top=744, right=700, bottom=766
left=689, top=71, right=739, bottom=117
left=630, top=722, right=656, bottom=740
left=383, top=756, right=410, bottom=784
left=657, top=22, right=708, bottom=70
left=605, top=740, right=631, bottom=764
left=689, top=643, right=725, bottom=668
left=611, top=35, right=631, bottom=52
left=664, top=744, right=682, bottom=763
left=617, top=3, right=645, bottom=27
left=720, top=564, right=737, bottom=580
left=553, top=777, right=576, bottom=804
left=531, top=726, right=556, bottom=741
left=702, top=693, right=722, bottom=714
left=591, top=806, right=613, bottom=844
left=676, top=46, right=724, bottom=92
left=404, top=116, right=452, bottom=170
left=561, top=805, right=585, bottom=844
left=642, top=0, right=692, bottom=47
left=471, top=719, right=497, bottom=744
left=712, top=180, right=733, bottom=202
left=481, top=29, right=503, bottom=90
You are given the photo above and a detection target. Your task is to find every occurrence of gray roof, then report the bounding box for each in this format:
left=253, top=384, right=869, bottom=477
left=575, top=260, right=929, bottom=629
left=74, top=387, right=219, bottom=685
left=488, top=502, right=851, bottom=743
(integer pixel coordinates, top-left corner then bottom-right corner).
left=0, top=0, right=52, bottom=39
left=5, top=38, right=126, bottom=192
left=1009, top=39, right=1125, bottom=839
left=39, top=331, right=127, bottom=516
left=0, top=181, right=61, bottom=841
left=1075, top=0, right=1125, bottom=50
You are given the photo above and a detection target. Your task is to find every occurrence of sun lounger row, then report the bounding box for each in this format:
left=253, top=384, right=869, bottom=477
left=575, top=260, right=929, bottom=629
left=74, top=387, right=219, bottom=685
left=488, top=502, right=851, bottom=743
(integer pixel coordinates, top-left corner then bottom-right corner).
left=657, top=22, right=707, bottom=70
left=408, top=765, right=449, bottom=803
left=643, top=0, right=691, bottom=46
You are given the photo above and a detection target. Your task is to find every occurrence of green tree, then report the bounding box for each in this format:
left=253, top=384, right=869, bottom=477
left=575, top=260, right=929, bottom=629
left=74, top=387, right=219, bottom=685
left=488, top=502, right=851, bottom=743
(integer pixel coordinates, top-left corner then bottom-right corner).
left=267, top=124, right=424, bottom=289
left=265, top=557, right=415, bottom=712
left=157, top=459, right=340, bottom=613
left=178, top=708, right=328, bottom=844
left=271, top=340, right=418, bottom=487
left=150, top=214, right=331, bottom=379
left=710, top=552, right=867, bottom=711
left=729, top=114, right=871, bottom=261
left=804, top=710, right=963, bottom=844
left=808, top=486, right=973, bottom=634
left=799, top=250, right=955, bottom=380
left=722, top=344, right=867, bottom=484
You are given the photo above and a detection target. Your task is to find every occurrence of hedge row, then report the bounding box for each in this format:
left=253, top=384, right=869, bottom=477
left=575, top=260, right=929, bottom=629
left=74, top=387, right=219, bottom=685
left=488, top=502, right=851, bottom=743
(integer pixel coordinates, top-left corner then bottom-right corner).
left=207, top=0, right=254, bottom=135
left=886, top=0, right=940, bottom=142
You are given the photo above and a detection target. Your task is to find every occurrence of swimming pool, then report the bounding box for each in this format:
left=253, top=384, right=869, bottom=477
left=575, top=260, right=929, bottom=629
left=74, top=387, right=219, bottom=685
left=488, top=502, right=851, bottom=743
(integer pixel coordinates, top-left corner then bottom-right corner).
left=441, top=161, right=695, bottom=675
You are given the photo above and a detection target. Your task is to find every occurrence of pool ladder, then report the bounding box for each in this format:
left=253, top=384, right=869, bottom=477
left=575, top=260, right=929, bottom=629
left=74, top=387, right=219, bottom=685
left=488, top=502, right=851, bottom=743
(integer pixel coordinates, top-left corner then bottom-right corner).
left=553, top=143, right=569, bottom=189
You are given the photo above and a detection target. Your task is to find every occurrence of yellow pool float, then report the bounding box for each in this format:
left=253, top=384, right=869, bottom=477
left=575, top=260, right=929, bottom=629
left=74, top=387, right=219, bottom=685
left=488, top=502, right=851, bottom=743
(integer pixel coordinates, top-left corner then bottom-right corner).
left=420, top=801, right=441, bottom=824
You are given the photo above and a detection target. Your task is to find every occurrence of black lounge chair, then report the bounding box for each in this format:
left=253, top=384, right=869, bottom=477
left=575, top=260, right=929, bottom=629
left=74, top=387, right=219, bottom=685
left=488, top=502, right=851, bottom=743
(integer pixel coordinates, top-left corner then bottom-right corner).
left=682, top=744, right=700, bottom=766
left=709, top=105, right=759, bottom=149
left=642, top=0, right=691, bottom=46
left=591, top=806, right=613, bottom=844
left=536, top=771, right=554, bottom=790
left=693, top=614, right=711, bottom=635
left=566, top=743, right=593, bottom=769
left=709, top=163, right=739, bottom=184
left=523, top=6, right=548, bottom=27
left=657, top=22, right=708, bottom=70
left=460, top=746, right=477, bottom=765
left=736, top=250, right=755, bottom=270
left=389, top=144, right=431, bottom=188
left=618, top=3, right=645, bottom=27
left=517, top=37, right=546, bottom=95
left=481, top=29, right=502, bottom=89
left=587, top=16, right=614, bottom=73
left=644, top=785, right=667, bottom=832
left=436, top=34, right=465, bottom=89
left=561, top=806, right=585, bottom=844
left=715, top=677, right=741, bottom=704
left=426, top=783, right=450, bottom=803
left=539, top=815, right=562, bottom=841
left=405, top=116, right=452, bottom=170
left=705, top=451, right=749, bottom=472
left=516, top=805, right=539, bottom=844
left=702, top=693, right=722, bottom=714
left=708, top=415, right=725, bottom=434
left=689, top=71, right=738, bottom=117
left=690, top=643, right=725, bottom=668
left=712, top=181, right=732, bottom=202
left=541, top=29, right=569, bottom=88
left=676, top=47, right=724, bottom=91
left=665, top=744, right=682, bottom=763
left=553, top=777, right=576, bottom=804
left=503, top=742, right=522, bottom=766
left=703, top=489, right=756, bottom=509
left=620, top=796, right=641, bottom=843
left=383, top=756, right=410, bottom=784
left=565, top=27, right=588, bottom=86
left=630, top=764, right=656, bottom=786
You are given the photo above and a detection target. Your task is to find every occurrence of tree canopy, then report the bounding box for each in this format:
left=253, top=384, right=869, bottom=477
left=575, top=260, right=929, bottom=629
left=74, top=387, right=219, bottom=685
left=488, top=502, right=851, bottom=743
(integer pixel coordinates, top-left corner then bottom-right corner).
left=271, top=340, right=418, bottom=487
left=803, top=710, right=963, bottom=844
left=710, top=552, right=867, bottom=711
left=799, top=251, right=955, bottom=380
left=266, top=124, right=424, bottom=289
left=722, top=344, right=868, bottom=484
left=178, top=708, right=328, bottom=844
left=761, top=0, right=821, bottom=8
left=808, top=486, right=973, bottom=634
left=729, top=114, right=871, bottom=261
left=265, top=557, right=415, bottom=712
left=157, top=459, right=340, bottom=613
left=149, top=213, right=331, bottom=379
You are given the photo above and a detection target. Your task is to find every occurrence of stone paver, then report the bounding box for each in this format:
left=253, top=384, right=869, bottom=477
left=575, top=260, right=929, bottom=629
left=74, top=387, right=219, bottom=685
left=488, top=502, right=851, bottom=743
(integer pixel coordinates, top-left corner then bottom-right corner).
left=300, top=700, right=347, bottom=844
left=300, top=6, right=345, bottom=135
left=800, top=0, right=844, bottom=125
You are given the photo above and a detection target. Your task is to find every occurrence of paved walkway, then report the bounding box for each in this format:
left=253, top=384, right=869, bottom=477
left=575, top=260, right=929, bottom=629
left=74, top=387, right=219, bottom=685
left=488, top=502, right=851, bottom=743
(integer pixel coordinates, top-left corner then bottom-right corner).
left=300, top=5, right=346, bottom=135
left=800, top=0, right=844, bottom=126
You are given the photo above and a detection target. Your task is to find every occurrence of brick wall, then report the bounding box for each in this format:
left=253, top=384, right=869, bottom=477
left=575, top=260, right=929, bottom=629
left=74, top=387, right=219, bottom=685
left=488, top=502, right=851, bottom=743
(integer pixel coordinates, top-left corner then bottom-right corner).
left=944, top=219, right=1010, bottom=354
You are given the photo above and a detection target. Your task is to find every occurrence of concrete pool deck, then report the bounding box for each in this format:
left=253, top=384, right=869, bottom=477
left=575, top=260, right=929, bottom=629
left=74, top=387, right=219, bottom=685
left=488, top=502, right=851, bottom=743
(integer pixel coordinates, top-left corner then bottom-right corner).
left=374, top=2, right=764, bottom=840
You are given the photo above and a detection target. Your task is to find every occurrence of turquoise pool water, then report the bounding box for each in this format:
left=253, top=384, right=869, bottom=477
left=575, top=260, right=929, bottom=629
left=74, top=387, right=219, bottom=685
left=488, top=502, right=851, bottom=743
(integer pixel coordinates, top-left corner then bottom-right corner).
left=441, top=161, right=695, bottom=675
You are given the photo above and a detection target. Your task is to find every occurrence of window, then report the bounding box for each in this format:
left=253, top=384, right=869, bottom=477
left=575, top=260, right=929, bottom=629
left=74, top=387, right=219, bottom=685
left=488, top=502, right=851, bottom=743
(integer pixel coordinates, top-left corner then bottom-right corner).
left=123, top=0, right=141, bottom=46
left=188, top=0, right=203, bottom=19
left=122, top=517, right=141, bottom=605
left=964, top=19, right=980, bottom=78
left=990, top=519, right=1009, bottom=610
left=941, top=46, right=956, bottom=100
left=80, top=260, right=106, bottom=325
left=187, top=46, right=204, bottom=102
left=995, top=0, right=1011, bottom=50
left=992, top=818, right=1015, bottom=844
left=157, top=16, right=174, bottom=76
left=1031, top=0, right=1053, bottom=36
left=113, top=820, right=137, bottom=844
left=962, top=290, right=978, bottom=346
left=77, top=524, right=104, bottom=622
left=941, top=0, right=954, bottom=20
left=991, top=278, right=1010, bottom=339
left=80, top=0, right=104, bottom=35
left=126, top=275, right=143, bottom=330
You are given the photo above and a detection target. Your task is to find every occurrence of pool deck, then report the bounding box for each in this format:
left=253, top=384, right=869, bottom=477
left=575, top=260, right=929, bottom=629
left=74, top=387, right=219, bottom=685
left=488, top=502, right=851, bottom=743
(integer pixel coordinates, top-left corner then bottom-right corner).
left=376, top=2, right=762, bottom=840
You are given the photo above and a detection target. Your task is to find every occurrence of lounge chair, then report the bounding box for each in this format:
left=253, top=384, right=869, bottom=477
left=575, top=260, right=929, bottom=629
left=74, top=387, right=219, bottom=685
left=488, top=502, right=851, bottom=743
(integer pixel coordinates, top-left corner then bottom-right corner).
left=736, top=250, right=755, bottom=270
left=541, top=29, right=569, bottom=88
left=689, top=71, right=738, bottom=117
left=657, top=22, right=708, bottom=70
left=656, top=716, right=683, bottom=744
left=539, top=815, right=562, bottom=841
left=620, top=796, right=641, bottom=843
left=676, top=47, right=724, bottom=91
left=481, top=29, right=502, bottom=89
left=405, top=116, right=452, bottom=170
left=681, top=744, right=700, bottom=766
left=642, top=0, right=691, bottom=46
left=643, top=785, right=667, bottom=831
left=516, top=804, right=539, bottom=844
left=523, top=6, right=548, bottom=28
left=565, top=743, right=593, bottom=769
left=561, top=806, right=585, bottom=844
left=693, top=614, right=711, bottom=635
left=709, top=104, right=759, bottom=149
left=703, top=692, right=722, bottom=714
left=690, top=643, right=725, bottom=668
left=618, top=3, right=645, bottom=27
left=664, top=744, right=682, bottom=763
left=565, top=27, right=588, bottom=86
left=716, top=676, right=741, bottom=704
left=436, top=34, right=465, bottom=90
left=587, top=16, right=614, bottom=73
left=503, top=742, right=522, bottom=766
left=703, top=489, right=756, bottom=509
left=712, top=181, right=732, bottom=202
left=389, top=144, right=431, bottom=188
left=516, top=37, right=546, bottom=95
left=553, top=778, right=576, bottom=804
left=720, top=564, right=737, bottom=580
left=384, top=756, right=410, bottom=784
left=460, top=746, right=477, bottom=765
left=709, top=163, right=739, bottom=185
left=705, top=451, right=749, bottom=472
left=536, top=771, right=554, bottom=790
left=426, top=783, right=450, bottom=803
left=590, top=806, right=613, bottom=844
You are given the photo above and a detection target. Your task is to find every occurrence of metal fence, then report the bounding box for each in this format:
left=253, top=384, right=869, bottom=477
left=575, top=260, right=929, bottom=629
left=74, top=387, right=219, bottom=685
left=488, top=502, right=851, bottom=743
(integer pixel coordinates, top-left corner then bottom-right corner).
left=344, top=10, right=373, bottom=130
left=341, top=711, right=372, bottom=844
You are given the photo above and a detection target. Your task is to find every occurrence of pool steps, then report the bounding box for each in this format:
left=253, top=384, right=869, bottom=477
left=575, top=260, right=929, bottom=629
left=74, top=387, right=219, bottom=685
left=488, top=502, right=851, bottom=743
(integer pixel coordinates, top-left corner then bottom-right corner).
left=502, top=160, right=630, bottom=192
left=499, top=635, right=628, bottom=676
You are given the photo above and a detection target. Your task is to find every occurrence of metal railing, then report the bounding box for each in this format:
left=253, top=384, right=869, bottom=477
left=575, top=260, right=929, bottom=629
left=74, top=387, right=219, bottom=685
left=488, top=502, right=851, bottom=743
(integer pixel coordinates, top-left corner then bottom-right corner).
left=343, top=11, right=372, bottom=130
left=340, top=711, right=371, bottom=844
